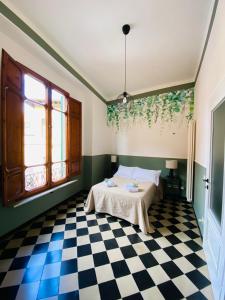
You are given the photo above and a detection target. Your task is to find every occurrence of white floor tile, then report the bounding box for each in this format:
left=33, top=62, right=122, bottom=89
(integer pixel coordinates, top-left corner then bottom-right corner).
left=1, top=269, right=25, bottom=287
left=116, top=275, right=139, bottom=298
left=152, top=249, right=171, bottom=264
left=62, top=247, right=77, bottom=261
left=91, top=241, right=106, bottom=254
left=16, top=245, right=34, bottom=258
left=0, top=259, right=13, bottom=272
left=15, top=282, right=39, bottom=300
left=79, top=285, right=100, bottom=300
left=173, top=275, right=198, bottom=297
left=126, top=256, right=145, bottom=274
left=59, top=273, right=78, bottom=294
left=78, top=255, right=94, bottom=272
left=42, top=262, right=61, bottom=279
left=95, top=264, right=114, bottom=283
left=147, top=265, right=170, bottom=285
left=141, top=286, right=164, bottom=300
left=107, top=248, right=124, bottom=263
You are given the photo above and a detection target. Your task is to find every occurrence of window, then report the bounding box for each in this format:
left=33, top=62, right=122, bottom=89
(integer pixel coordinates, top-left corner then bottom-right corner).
left=51, top=89, right=67, bottom=182
left=24, top=75, right=47, bottom=191
left=1, top=50, right=82, bottom=205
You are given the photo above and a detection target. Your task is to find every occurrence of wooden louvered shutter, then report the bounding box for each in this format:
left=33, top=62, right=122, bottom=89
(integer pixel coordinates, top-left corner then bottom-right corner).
left=1, top=50, right=24, bottom=205
left=68, top=98, right=82, bottom=177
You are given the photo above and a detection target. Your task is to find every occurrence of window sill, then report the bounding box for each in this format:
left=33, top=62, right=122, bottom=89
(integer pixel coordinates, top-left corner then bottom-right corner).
left=13, top=179, right=78, bottom=208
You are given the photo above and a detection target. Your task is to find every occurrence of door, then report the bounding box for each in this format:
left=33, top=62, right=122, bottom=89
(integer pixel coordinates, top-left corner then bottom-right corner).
left=203, top=98, right=225, bottom=300
left=1, top=50, right=24, bottom=205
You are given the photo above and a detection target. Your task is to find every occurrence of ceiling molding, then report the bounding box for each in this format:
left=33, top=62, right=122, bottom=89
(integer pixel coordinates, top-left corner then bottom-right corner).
left=195, top=0, right=219, bottom=82
left=0, top=1, right=107, bottom=104
left=107, top=82, right=195, bottom=105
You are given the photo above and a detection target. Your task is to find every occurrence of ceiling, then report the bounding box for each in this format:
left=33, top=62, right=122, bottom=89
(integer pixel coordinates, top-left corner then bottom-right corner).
left=5, top=0, right=213, bottom=100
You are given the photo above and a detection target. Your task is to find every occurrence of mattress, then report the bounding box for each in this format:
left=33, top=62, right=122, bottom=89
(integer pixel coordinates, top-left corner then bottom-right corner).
left=84, top=176, right=159, bottom=234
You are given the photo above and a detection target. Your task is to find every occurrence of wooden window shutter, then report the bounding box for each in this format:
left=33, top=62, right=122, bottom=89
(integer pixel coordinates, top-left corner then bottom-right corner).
left=1, top=50, right=24, bottom=205
left=68, top=97, right=82, bottom=177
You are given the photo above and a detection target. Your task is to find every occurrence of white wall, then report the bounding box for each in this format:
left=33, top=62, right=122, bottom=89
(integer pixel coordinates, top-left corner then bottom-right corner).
left=195, top=0, right=225, bottom=167
left=110, top=115, right=189, bottom=159
left=0, top=15, right=109, bottom=157
left=92, top=97, right=114, bottom=155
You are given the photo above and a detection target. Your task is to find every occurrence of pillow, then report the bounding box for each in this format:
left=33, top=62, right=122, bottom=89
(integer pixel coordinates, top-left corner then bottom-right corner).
left=133, top=167, right=161, bottom=186
left=114, top=165, right=136, bottom=179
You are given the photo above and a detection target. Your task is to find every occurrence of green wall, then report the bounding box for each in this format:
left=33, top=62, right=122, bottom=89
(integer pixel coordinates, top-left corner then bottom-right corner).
left=83, top=156, right=92, bottom=190
left=193, top=161, right=206, bottom=235
left=92, top=155, right=111, bottom=185
left=83, top=155, right=111, bottom=190
left=117, top=155, right=187, bottom=197
left=83, top=154, right=188, bottom=195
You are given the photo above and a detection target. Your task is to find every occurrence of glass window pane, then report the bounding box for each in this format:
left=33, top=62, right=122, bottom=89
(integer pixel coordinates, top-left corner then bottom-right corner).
left=52, top=162, right=66, bottom=182
left=52, top=110, right=66, bottom=162
left=24, top=74, right=46, bottom=104
left=24, top=101, right=46, bottom=166
left=25, top=166, right=46, bottom=191
left=52, top=89, right=67, bottom=112
left=210, top=101, right=225, bottom=224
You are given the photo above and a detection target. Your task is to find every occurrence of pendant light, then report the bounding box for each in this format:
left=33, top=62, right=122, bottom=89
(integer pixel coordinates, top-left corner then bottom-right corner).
left=117, top=24, right=132, bottom=104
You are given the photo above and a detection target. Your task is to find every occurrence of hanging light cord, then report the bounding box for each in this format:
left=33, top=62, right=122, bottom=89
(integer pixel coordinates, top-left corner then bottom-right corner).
left=124, top=33, right=127, bottom=93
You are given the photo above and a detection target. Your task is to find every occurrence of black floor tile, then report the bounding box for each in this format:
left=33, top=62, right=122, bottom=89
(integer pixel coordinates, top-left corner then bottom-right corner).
left=60, top=259, right=77, bottom=275
left=104, top=238, right=119, bottom=250
left=37, top=277, right=59, bottom=299
left=121, top=245, right=137, bottom=259
left=139, top=253, right=158, bottom=268
left=161, top=261, right=183, bottom=279
left=164, top=246, right=183, bottom=259
left=78, top=268, right=97, bottom=289
left=9, top=256, right=30, bottom=270
left=132, top=270, right=154, bottom=290
left=99, top=280, right=121, bottom=300
left=45, top=250, right=62, bottom=264
left=77, top=244, right=92, bottom=257
left=93, top=251, right=110, bottom=267
left=63, top=238, right=77, bottom=249
left=186, top=270, right=211, bottom=289
left=111, top=260, right=130, bottom=278
left=0, top=286, right=19, bottom=300
left=185, top=253, right=206, bottom=268
left=158, top=280, right=183, bottom=299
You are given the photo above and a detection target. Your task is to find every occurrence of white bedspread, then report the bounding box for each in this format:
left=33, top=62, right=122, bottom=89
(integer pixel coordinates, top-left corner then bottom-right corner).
left=84, top=176, right=158, bottom=234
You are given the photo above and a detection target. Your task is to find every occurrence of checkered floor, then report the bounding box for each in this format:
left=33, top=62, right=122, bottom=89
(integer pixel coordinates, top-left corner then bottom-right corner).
left=0, top=191, right=213, bottom=300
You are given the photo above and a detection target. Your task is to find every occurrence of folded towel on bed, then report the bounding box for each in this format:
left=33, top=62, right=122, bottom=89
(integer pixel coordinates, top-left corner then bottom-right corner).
left=124, top=183, right=139, bottom=192
left=104, top=179, right=117, bottom=187
left=127, top=187, right=139, bottom=193
left=126, top=182, right=138, bottom=188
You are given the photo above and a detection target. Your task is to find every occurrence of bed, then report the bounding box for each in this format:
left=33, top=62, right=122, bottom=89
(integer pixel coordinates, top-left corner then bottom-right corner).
left=84, top=166, right=162, bottom=234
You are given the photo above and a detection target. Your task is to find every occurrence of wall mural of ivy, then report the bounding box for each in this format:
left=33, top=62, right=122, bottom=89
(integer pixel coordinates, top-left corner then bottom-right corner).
left=107, top=88, right=194, bottom=130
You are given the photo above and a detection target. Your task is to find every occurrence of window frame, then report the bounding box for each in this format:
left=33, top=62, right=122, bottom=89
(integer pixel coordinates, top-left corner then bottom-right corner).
left=22, top=69, right=71, bottom=193
left=50, top=84, right=69, bottom=188
left=1, top=51, right=82, bottom=205
left=23, top=70, right=49, bottom=197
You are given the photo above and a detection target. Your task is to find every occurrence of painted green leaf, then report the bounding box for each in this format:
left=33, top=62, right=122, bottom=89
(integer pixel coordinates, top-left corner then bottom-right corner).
left=107, top=88, right=194, bottom=129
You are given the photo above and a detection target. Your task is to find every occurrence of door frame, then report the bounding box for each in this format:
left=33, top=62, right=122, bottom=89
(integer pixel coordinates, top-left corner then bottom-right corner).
left=203, top=96, right=225, bottom=300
